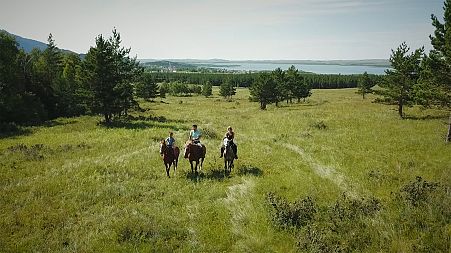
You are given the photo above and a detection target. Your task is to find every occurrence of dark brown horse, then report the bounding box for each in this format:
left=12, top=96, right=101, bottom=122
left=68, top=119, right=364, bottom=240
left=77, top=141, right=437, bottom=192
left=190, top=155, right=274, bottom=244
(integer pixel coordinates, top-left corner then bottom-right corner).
left=223, top=139, right=235, bottom=173
left=160, top=140, right=180, bottom=178
left=184, top=141, right=206, bottom=174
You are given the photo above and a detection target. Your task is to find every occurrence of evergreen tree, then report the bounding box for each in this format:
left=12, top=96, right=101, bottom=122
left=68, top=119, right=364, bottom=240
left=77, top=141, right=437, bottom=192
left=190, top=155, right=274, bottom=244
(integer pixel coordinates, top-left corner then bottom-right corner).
left=377, top=42, right=424, bottom=118
left=219, top=78, right=236, bottom=99
left=159, top=82, right=169, bottom=98
left=286, top=66, right=311, bottom=102
left=357, top=71, right=374, bottom=99
left=0, top=31, right=48, bottom=124
left=136, top=73, right=159, bottom=101
left=55, top=53, right=88, bottom=116
left=202, top=81, right=213, bottom=97
left=427, top=0, right=451, bottom=142
left=83, top=29, right=142, bottom=123
left=30, top=33, right=63, bottom=118
left=249, top=73, right=278, bottom=109
left=272, top=67, right=285, bottom=106
left=284, top=66, right=297, bottom=103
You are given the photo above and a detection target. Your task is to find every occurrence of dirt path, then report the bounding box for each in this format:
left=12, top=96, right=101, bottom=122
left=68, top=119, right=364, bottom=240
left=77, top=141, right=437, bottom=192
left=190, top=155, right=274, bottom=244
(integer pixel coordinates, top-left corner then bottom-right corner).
left=282, top=143, right=359, bottom=197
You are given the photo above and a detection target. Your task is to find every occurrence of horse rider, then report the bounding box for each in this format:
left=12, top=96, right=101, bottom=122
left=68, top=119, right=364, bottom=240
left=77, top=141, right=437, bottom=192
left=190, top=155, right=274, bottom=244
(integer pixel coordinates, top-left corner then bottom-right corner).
left=185, top=124, right=202, bottom=158
left=189, top=124, right=202, bottom=145
left=220, top=126, right=238, bottom=159
left=165, top=131, right=176, bottom=155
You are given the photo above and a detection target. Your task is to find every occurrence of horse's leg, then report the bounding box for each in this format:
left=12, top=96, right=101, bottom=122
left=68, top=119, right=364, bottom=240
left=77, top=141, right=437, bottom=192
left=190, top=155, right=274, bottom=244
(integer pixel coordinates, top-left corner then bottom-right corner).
left=200, top=158, right=204, bottom=171
left=190, top=161, right=194, bottom=174
left=166, top=163, right=170, bottom=178
left=173, top=159, right=177, bottom=176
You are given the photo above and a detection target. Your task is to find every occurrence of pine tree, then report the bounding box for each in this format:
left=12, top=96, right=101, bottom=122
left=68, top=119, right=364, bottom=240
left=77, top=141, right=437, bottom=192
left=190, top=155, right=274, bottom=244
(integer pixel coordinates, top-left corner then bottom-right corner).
left=284, top=66, right=297, bottom=103
left=377, top=42, right=424, bottom=118
left=83, top=29, right=142, bottom=123
left=427, top=0, right=451, bottom=142
left=272, top=67, right=285, bottom=106
left=56, top=53, right=87, bottom=116
left=136, top=74, right=159, bottom=101
left=286, top=66, right=311, bottom=103
left=249, top=73, right=278, bottom=109
left=219, top=78, right=236, bottom=99
left=357, top=72, right=374, bottom=99
left=202, top=81, right=213, bottom=97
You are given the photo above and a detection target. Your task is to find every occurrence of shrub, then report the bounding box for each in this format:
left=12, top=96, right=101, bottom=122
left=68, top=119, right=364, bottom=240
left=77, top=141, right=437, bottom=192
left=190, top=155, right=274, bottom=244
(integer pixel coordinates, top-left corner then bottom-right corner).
left=267, top=192, right=317, bottom=229
left=202, top=127, right=219, bottom=139
left=399, top=176, right=439, bottom=207
left=310, top=120, right=327, bottom=130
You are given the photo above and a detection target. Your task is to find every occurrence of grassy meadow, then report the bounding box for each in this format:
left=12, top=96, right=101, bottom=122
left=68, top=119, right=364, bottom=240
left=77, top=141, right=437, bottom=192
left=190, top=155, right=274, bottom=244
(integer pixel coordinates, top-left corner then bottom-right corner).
left=1, top=88, right=450, bottom=252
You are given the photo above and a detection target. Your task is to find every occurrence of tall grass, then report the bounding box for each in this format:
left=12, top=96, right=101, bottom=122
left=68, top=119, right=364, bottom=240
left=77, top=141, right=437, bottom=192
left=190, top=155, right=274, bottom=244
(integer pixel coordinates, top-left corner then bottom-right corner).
left=0, top=88, right=449, bottom=252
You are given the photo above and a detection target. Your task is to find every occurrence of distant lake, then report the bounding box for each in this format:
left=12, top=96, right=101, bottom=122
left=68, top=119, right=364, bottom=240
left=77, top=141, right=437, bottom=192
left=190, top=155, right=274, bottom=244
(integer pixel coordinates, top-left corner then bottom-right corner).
left=208, top=62, right=388, bottom=75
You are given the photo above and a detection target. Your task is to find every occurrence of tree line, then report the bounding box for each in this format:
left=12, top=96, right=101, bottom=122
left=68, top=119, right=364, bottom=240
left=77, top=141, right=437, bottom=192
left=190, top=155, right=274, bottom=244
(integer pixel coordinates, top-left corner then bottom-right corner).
left=146, top=71, right=380, bottom=89
left=0, top=29, right=160, bottom=125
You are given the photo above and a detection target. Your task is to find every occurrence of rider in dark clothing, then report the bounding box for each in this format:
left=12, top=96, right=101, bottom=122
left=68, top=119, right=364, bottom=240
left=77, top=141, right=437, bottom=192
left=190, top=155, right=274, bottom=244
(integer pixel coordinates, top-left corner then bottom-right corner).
left=220, top=126, right=238, bottom=159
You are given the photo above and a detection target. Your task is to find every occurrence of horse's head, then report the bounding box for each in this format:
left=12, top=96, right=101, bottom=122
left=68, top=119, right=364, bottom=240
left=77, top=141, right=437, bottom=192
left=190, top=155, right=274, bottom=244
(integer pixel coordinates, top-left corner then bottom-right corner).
left=159, top=140, right=166, bottom=154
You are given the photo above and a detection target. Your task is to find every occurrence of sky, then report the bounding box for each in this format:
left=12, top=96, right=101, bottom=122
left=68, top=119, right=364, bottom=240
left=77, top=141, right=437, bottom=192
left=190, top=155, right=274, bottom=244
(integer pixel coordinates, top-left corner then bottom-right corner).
left=0, top=0, right=445, bottom=60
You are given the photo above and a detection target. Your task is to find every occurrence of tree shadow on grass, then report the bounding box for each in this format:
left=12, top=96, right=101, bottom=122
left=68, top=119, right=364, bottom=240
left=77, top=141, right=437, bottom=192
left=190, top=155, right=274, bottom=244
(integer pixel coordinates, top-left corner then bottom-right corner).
left=0, top=126, right=32, bottom=139
left=126, top=115, right=190, bottom=124
left=0, top=119, right=78, bottom=139
left=100, top=120, right=156, bottom=130
left=282, top=100, right=329, bottom=109
left=99, top=118, right=191, bottom=131
left=39, top=119, right=79, bottom=128
left=403, top=114, right=449, bottom=121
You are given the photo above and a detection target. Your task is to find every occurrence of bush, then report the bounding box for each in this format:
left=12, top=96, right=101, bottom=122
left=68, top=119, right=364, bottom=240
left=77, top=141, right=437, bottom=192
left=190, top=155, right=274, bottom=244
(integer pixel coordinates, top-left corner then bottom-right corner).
left=202, top=127, right=219, bottom=139
left=267, top=177, right=450, bottom=252
left=267, top=192, right=317, bottom=229
left=310, top=120, right=327, bottom=130
left=297, top=194, right=381, bottom=253
left=399, top=176, right=439, bottom=207
left=267, top=192, right=381, bottom=252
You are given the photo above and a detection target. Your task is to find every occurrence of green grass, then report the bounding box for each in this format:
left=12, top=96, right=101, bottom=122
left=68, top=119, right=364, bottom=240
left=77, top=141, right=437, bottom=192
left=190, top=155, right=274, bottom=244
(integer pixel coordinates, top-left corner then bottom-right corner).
left=1, top=88, right=450, bottom=252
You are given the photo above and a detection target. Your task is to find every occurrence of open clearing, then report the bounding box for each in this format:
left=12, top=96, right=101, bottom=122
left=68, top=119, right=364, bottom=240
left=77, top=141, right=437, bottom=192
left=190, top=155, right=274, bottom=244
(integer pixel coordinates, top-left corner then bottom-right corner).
left=1, top=88, right=450, bottom=252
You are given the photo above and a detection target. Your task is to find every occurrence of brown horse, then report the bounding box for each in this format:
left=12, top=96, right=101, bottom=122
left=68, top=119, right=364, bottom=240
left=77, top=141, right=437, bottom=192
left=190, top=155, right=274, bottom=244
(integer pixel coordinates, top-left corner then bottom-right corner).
left=184, top=141, right=206, bottom=174
left=223, top=139, right=235, bottom=173
left=160, top=140, right=180, bottom=178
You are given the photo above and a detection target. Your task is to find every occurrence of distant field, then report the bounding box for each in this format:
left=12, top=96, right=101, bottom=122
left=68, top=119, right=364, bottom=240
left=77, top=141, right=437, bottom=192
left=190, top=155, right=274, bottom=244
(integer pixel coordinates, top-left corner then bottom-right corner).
left=1, top=88, right=450, bottom=252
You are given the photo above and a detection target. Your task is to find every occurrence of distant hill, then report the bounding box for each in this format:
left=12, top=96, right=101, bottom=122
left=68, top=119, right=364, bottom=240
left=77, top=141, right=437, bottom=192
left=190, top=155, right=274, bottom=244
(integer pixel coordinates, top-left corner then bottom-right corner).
left=140, top=58, right=391, bottom=67
left=1, top=29, right=79, bottom=55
